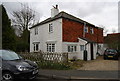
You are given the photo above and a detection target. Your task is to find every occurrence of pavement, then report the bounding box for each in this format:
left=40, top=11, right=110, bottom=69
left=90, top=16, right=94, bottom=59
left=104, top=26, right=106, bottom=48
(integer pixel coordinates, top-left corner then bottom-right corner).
left=38, top=69, right=119, bottom=80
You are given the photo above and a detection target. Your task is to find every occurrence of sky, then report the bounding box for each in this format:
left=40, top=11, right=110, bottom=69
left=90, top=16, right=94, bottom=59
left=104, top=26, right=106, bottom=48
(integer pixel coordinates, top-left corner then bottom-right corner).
left=1, top=0, right=119, bottom=36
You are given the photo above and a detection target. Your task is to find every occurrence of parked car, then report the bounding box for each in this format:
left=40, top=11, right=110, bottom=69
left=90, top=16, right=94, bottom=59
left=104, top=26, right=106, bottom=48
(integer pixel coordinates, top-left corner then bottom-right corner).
left=0, top=50, right=38, bottom=81
left=103, top=48, right=119, bottom=60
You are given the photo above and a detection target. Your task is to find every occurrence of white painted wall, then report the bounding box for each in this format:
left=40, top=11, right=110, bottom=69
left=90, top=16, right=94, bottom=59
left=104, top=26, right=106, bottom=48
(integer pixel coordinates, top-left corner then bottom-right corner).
left=93, top=43, right=97, bottom=59
left=62, top=38, right=98, bottom=60
left=98, top=44, right=105, bottom=55
left=62, top=42, right=79, bottom=60
left=30, top=18, right=62, bottom=52
left=78, top=38, right=87, bottom=60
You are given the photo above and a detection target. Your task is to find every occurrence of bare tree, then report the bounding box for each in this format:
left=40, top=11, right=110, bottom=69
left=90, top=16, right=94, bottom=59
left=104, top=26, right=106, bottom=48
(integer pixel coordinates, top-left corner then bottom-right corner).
left=112, top=28, right=116, bottom=33
left=99, top=25, right=108, bottom=36
left=11, top=4, right=39, bottom=52
left=12, top=4, right=36, bottom=32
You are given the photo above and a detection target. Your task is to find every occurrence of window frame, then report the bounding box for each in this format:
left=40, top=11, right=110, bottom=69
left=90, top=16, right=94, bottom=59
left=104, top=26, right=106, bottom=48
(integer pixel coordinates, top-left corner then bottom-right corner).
left=34, top=27, right=38, bottom=35
left=68, top=45, right=77, bottom=52
left=47, top=43, right=55, bottom=52
left=33, top=43, right=39, bottom=52
left=84, top=26, right=88, bottom=33
left=49, top=23, right=53, bottom=33
left=90, top=27, right=94, bottom=34
left=80, top=45, right=85, bottom=51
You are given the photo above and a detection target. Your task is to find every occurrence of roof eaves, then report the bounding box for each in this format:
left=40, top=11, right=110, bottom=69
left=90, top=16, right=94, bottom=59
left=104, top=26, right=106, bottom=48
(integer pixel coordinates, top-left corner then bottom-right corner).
left=61, top=12, right=100, bottom=29
left=80, top=37, right=96, bottom=43
left=30, top=11, right=103, bottom=29
left=30, top=12, right=64, bottom=29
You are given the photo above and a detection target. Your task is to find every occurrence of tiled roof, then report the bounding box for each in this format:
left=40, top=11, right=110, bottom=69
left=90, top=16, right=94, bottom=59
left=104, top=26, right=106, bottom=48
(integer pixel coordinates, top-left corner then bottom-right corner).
left=80, top=37, right=96, bottom=43
left=30, top=11, right=103, bottom=29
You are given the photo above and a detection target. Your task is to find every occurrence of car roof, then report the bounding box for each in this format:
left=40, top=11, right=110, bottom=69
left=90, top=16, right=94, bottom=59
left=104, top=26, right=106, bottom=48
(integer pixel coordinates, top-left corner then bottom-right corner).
left=0, top=50, right=15, bottom=56
left=0, top=49, right=14, bottom=52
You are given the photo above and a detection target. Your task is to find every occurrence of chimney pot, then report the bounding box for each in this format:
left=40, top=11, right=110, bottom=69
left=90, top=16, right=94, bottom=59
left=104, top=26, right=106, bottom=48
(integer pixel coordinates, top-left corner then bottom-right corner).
left=56, top=5, right=58, bottom=9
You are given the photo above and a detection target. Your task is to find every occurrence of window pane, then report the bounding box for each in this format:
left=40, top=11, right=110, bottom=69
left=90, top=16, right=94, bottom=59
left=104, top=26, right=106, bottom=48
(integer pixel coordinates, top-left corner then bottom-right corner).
left=49, top=23, right=53, bottom=32
left=49, top=24, right=51, bottom=32
left=90, top=28, right=94, bottom=34
left=74, top=46, right=77, bottom=51
left=68, top=46, right=77, bottom=52
left=68, top=46, right=70, bottom=52
left=71, top=46, right=74, bottom=52
left=35, top=28, right=38, bottom=35
left=47, top=43, right=55, bottom=52
left=36, top=44, right=39, bottom=51
left=50, top=24, right=53, bottom=32
left=52, top=48, right=55, bottom=52
left=84, top=27, right=88, bottom=33
left=36, top=28, right=38, bottom=34
left=80, top=45, right=84, bottom=51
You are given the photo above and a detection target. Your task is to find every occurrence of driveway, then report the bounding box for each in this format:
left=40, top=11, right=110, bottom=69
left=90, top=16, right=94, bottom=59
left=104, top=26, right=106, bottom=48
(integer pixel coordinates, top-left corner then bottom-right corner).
left=78, top=56, right=118, bottom=71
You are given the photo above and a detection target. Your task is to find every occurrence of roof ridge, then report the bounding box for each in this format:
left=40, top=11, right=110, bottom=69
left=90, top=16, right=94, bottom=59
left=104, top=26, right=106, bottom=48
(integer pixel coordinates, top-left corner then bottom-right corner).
left=30, top=11, right=103, bottom=29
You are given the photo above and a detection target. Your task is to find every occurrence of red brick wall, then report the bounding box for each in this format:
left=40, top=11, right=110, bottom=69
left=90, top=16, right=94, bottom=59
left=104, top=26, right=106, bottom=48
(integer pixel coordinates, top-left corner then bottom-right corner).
left=62, top=18, right=104, bottom=43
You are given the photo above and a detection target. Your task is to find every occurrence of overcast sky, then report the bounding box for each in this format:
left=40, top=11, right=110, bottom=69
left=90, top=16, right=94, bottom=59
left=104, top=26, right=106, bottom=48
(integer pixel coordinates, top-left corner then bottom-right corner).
left=1, top=0, right=119, bottom=35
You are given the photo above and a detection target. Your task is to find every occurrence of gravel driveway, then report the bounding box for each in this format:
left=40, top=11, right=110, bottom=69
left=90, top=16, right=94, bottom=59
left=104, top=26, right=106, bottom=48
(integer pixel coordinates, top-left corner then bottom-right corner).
left=78, top=56, right=118, bottom=71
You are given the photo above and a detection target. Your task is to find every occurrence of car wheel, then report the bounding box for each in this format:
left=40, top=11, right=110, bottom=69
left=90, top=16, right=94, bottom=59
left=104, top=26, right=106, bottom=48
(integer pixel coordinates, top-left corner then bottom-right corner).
left=2, top=72, right=14, bottom=81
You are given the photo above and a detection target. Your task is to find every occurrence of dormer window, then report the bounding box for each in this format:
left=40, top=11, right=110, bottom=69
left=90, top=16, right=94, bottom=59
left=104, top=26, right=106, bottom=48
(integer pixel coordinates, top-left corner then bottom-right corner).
left=90, top=28, right=94, bottom=34
left=84, top=27, right=88, bottom=33
left=49, top=23, right=53, bottom=33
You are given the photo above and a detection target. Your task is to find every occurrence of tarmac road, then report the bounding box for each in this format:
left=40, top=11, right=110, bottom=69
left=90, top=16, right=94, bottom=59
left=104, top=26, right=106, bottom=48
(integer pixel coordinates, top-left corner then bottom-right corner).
left=17, top=78, right=119, bottom=81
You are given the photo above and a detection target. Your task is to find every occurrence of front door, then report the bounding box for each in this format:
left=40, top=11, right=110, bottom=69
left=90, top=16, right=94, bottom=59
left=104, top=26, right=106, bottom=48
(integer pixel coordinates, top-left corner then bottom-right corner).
left=90, top=43, right=94, bottom=60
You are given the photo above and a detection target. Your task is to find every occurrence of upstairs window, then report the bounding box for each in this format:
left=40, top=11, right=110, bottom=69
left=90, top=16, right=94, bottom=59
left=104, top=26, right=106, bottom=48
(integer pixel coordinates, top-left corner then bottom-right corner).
left=49, top=23, right=53, bottom=33
left=68, top=45, right=77, bottom=52
left=35, top=27, right=38, bottom=35
left=84, top=27, right=88, bottom=33
left=90, top=28, right=94, bottom=34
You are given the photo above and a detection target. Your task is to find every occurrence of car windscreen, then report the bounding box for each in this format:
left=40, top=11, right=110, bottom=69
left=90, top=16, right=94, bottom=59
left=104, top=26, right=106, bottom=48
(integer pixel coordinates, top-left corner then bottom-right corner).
left=0, top=50, right=21, bottom=61
left=106, top=49, right=117, bottom=53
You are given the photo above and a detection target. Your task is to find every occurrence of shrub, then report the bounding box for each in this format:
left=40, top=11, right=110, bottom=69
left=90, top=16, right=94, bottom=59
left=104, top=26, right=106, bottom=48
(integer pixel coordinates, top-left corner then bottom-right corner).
left=37, top=61, right=71, bottom=70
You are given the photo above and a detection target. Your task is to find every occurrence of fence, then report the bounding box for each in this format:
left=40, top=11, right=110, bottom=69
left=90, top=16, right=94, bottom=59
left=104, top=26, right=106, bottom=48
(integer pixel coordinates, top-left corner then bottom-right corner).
left=18, top=51, right=68, bottom=63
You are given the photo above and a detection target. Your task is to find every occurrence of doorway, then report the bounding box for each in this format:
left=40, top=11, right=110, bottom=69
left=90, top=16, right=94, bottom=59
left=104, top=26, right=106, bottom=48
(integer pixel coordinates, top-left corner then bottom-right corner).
left=90, top=43, right=94, bottom=60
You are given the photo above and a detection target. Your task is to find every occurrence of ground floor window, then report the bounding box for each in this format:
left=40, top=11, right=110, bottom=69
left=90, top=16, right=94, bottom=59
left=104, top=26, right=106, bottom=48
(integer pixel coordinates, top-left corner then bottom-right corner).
left=33, top=43, right=39, bottom=52
left=80, top=45, right=85, bottom=51
left=68, top=45, right=77, bottom=52
left=47, top=43, right=55, bottom=52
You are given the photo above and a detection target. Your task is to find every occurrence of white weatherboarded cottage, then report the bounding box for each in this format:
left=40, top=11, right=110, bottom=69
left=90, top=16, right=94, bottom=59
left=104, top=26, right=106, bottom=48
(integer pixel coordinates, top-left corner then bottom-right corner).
left=30, top=5, right=104, bottom=60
